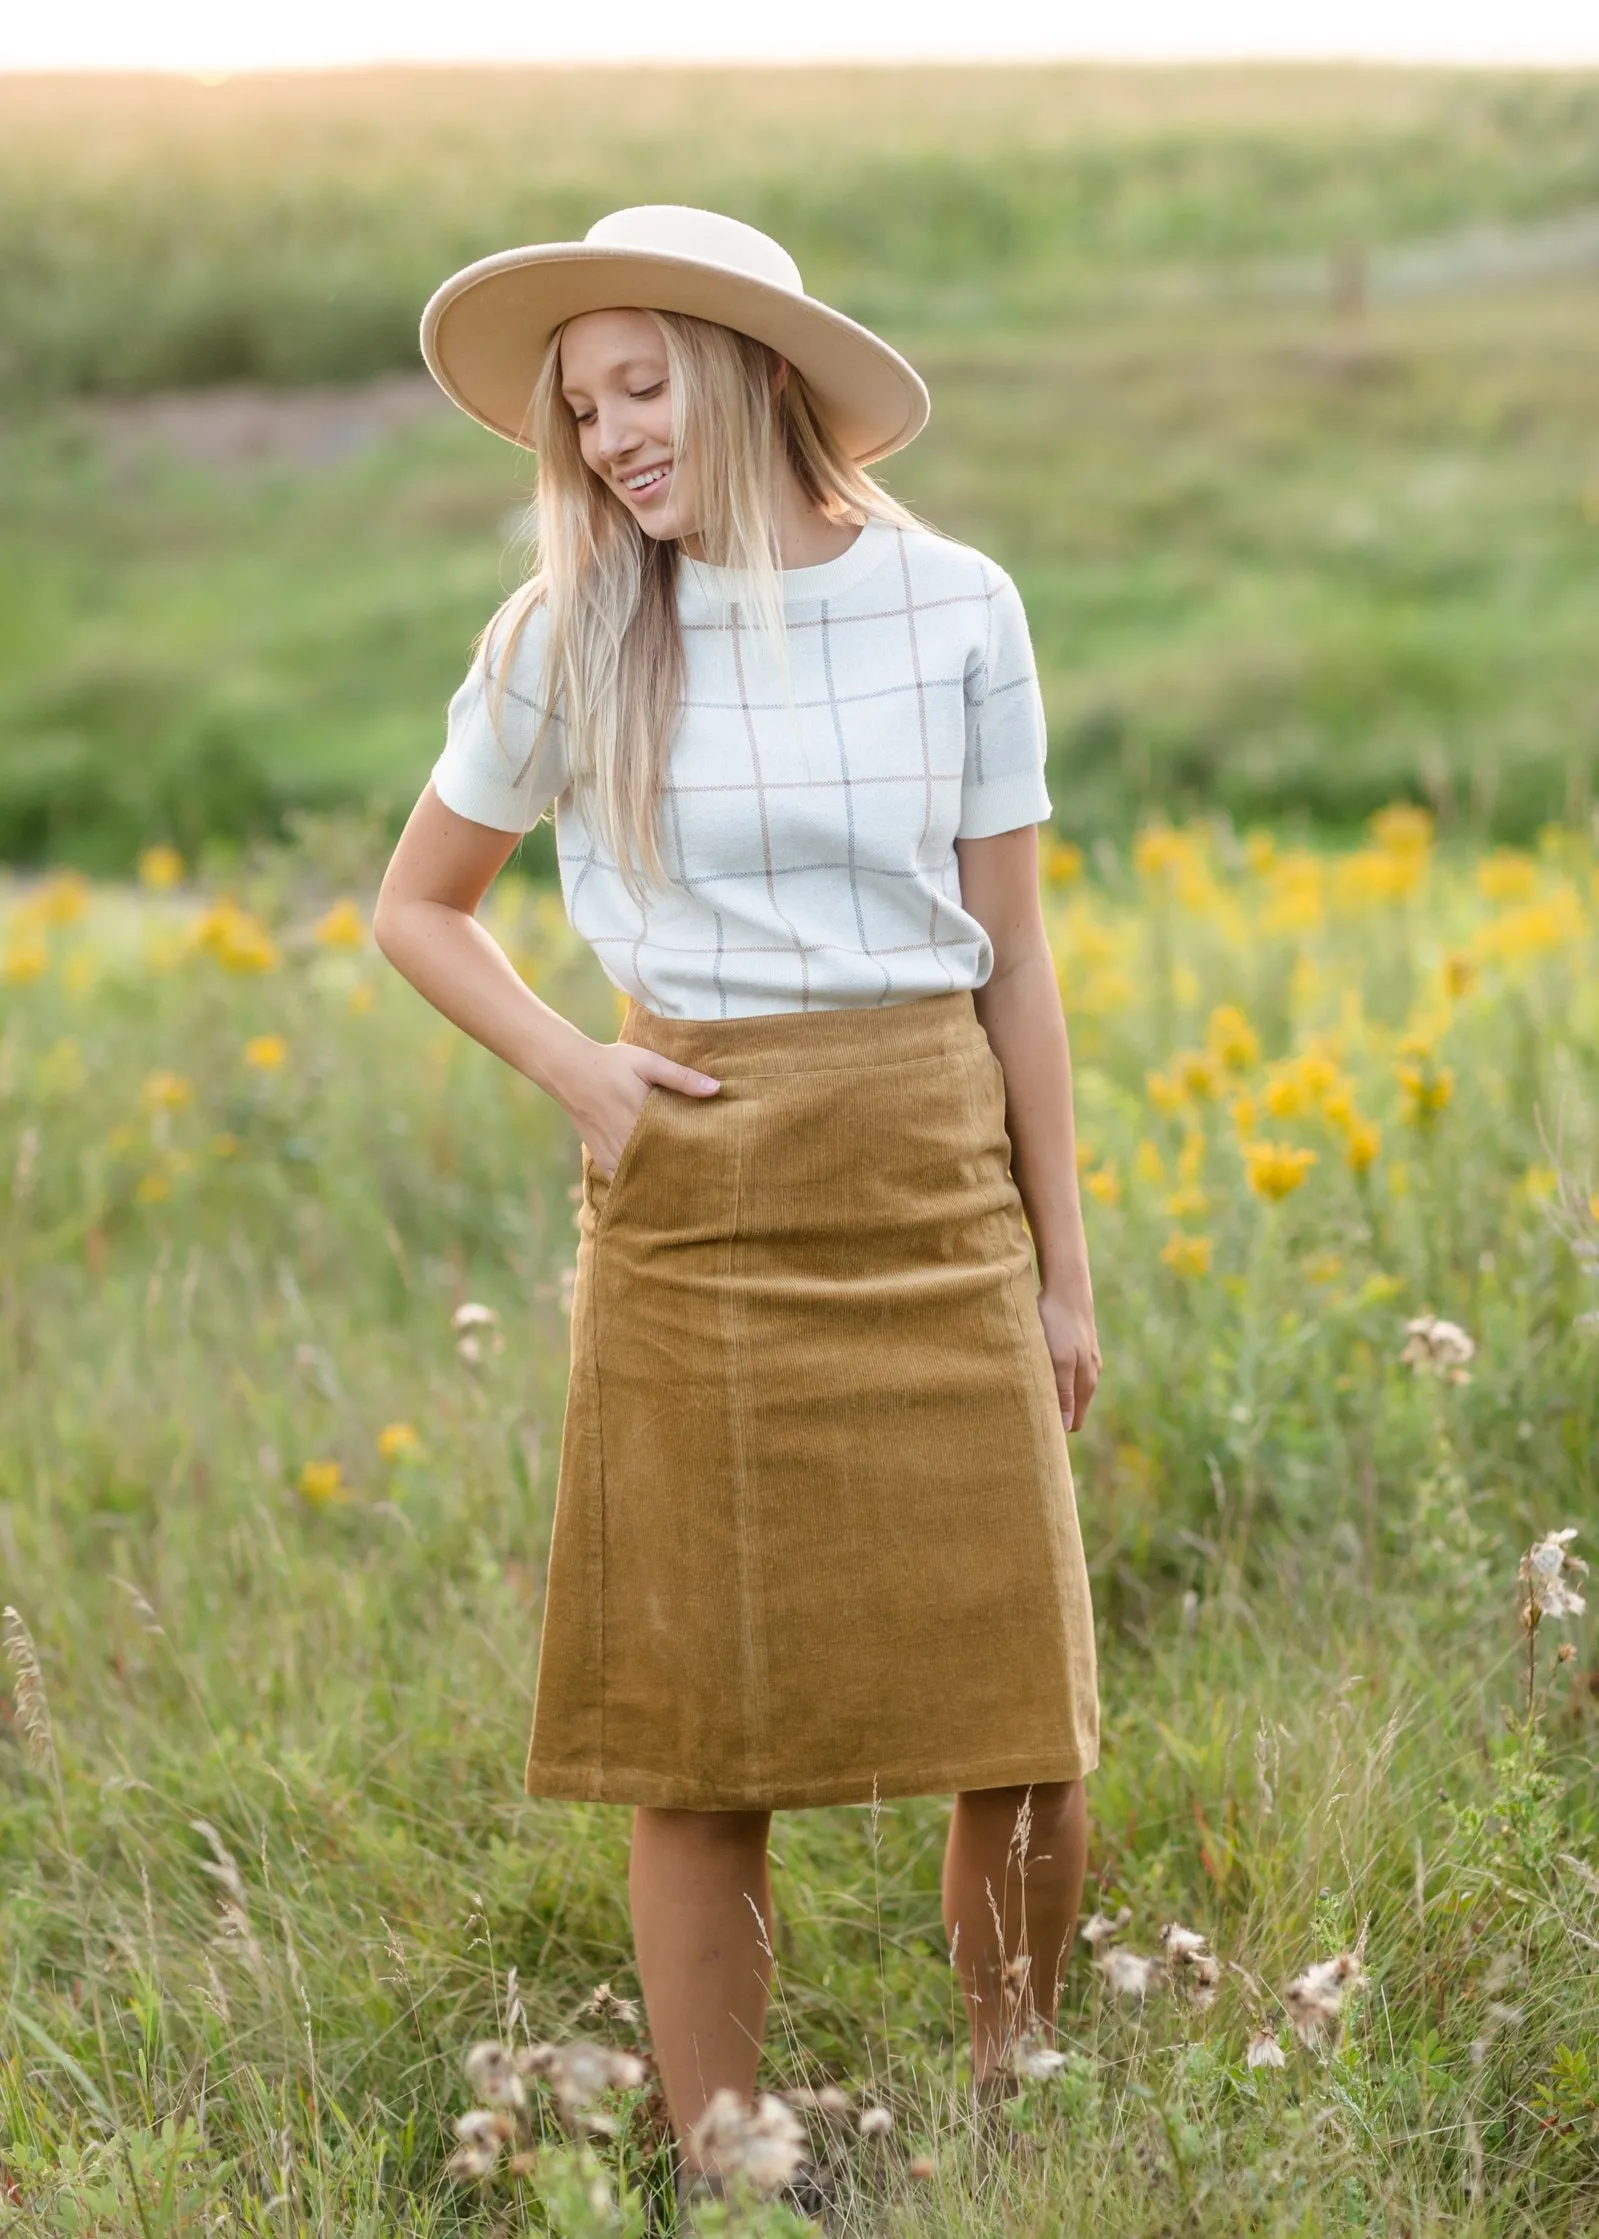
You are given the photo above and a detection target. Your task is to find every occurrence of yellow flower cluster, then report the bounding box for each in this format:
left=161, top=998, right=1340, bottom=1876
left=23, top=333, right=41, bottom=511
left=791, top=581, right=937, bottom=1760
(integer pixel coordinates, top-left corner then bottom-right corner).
left=189, top=899, right=281, bottom=974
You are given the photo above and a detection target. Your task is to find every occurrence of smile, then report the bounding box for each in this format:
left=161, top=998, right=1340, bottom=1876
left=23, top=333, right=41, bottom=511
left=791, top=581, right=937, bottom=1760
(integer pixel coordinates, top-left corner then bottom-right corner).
left=620, top=463, right=671, bottom=496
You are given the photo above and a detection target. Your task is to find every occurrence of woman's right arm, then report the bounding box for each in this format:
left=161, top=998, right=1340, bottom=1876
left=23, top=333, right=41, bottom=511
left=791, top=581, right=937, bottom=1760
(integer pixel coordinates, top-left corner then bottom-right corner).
left=372, top=784, right=719, bottom=1177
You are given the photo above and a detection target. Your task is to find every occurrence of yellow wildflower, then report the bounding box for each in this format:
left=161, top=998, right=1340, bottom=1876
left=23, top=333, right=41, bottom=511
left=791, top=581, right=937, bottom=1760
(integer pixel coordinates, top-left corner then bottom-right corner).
left=1176, top=1048, right=1223, bottom=1102
left=1074, top=1140, right=1096, bottom=1176
left=1134, top=1139, right=1166, bottom=1187
left=314, top=898, right=366, bottom=949
left=1086, top=1164, right=1123, bottom=1208
left=1333, top=847, right=1420, bottom=911
left=62, top=952, right=98, bottom=997
left=1262, top=852, right=1325, bottom=935
left=1146, top=1068, right=1188, bottom=1117
left=1242, top=1140, right=1318, bottom=1201
left=1263, top=1064, right=1310, bottom=1121
left=1133, top=825, right=1196, bottom=884
left=1165, top=1185, right=1210, bottom=1220
left=1244, top=829, right=1277, bottom=875
left=1161, top=1231, right=1213, bottom=1279
left=1523, top=1165, right=1559, bottom=1200
left=1369, top=802, right=1434, bottom=860
left=348, top=981, right=376, bottom=1016
left=1177, top=1130, right=1206, bottom=1184
left=140, top=1070, right=193, bottom=1113
left=138, top=845, right=185, bottom=891
left=1229, top=1091, right=1260, bottom=1139
left=244, top=1034, right=289, bottom=1072
left=1303, top=1251, right=1344, bottom=1287
left=298, top=1460, right=350, bottom=1507
left=1043, top=839, right=1084, bottom=887
left=377, top=1423, right=421, bottom=1461
left=1, top=937, right=48, bottom=986
left=1206, top=1004, right=1259, bottom=1074
left=1475, top=850, right=1540, bottom=906
left=1442, top=950, right=1477, bottom=1000
left=1474, top=889, right=1587, bottom=965
left=1343, top=1116, right=1382, bottom=1174
left=190, top=899, right=281, bottom=974
left=20, top=872, right=90, bottom=928
left=1388, top=1160, right=1412, bottom=1198
left=211, top=1132, right=240, bottom=1159
left=1396, top=1061, right=1455, bottom=1125
left=134, top=1171, right=172, bottom=1205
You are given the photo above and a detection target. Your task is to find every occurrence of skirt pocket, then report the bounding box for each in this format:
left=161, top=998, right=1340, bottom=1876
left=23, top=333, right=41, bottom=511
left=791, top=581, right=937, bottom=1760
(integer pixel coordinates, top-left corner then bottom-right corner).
left=585, top=1085, right=661, bottom=1238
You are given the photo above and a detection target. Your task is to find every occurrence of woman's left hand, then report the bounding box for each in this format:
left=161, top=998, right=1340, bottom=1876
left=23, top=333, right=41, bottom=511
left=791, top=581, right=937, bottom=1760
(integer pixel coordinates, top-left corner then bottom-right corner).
left=1036, top=1286, right=1101, bottom=1432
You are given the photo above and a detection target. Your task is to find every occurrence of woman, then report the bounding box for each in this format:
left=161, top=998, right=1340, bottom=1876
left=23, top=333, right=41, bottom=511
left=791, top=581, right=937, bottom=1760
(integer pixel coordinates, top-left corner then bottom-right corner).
left=375, top=205, right=1101, bottom=2208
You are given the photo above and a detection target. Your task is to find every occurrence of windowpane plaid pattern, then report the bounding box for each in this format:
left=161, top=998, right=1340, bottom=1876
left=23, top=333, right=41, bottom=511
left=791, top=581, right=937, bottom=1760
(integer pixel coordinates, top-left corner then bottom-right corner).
left=430, top=521, right=1052, bottom=1019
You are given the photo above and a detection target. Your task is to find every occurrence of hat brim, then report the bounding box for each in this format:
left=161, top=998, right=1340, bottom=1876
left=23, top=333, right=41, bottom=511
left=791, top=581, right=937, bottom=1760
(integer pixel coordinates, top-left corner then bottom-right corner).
left=419, top=243, right=929, bottom=466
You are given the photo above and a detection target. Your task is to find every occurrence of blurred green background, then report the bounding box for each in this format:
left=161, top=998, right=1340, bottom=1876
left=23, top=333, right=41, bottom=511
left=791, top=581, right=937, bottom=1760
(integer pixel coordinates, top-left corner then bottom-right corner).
left=2, top=62, right=1597, bottom=873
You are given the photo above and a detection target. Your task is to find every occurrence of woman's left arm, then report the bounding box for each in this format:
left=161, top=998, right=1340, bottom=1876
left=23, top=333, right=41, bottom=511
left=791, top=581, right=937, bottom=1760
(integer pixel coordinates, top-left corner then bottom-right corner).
left=957, top=824, right=1101, bottom=1432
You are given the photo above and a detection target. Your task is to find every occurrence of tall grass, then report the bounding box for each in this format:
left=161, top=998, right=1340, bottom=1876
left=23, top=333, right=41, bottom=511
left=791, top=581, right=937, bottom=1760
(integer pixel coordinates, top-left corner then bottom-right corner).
left=3, top=66, right=1599, bottom=394
left=1, top=810, right=1596, bottom=2230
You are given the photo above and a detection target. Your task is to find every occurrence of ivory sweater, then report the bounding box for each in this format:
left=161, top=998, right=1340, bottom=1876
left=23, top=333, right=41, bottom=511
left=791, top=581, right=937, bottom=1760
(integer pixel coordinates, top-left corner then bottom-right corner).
left=430, top=519, right=1053, bottom=1019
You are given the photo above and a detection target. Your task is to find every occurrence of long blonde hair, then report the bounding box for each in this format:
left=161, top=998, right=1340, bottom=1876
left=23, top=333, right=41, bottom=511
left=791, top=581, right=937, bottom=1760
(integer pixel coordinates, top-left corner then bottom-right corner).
left=478, top=309, right=920, bottom=909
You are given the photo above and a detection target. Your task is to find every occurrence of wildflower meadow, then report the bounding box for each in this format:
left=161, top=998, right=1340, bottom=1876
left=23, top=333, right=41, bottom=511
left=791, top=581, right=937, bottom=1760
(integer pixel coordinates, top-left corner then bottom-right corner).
left=2, top=804, right=1596, bottom=2233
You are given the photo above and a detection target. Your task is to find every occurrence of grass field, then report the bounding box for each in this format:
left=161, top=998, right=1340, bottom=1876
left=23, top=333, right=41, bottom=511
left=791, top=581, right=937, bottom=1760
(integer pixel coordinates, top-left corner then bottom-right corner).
left=2, top=65, right=1598, bottom=865
left=2, top=809, right=1597, bottom=2233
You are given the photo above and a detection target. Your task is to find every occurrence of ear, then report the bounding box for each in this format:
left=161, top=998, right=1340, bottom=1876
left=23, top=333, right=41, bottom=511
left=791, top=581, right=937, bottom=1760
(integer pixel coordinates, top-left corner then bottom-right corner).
left=771, top=357, right=791, bottom=397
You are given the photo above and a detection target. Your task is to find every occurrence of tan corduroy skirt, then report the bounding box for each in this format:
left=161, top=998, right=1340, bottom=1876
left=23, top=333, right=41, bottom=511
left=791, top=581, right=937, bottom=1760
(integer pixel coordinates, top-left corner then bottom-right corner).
left=525, top=986, right=1099, bottom=1812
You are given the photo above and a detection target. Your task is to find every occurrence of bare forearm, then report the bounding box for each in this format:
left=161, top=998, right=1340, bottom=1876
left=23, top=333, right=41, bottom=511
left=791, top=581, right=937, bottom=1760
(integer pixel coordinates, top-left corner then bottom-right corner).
left=374, top=896, right=591, bottom=1102
left=974, top=945, right=1093, bottom=1298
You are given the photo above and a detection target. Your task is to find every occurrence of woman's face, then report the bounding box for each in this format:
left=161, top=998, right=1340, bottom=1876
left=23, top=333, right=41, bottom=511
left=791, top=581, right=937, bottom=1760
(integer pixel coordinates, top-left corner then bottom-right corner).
left=559, top=308, right=700, bottom=544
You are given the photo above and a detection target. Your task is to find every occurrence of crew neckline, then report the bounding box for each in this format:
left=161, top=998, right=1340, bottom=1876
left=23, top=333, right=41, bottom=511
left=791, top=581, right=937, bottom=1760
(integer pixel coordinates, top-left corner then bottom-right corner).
left=677, top=519, right=895, bottom=612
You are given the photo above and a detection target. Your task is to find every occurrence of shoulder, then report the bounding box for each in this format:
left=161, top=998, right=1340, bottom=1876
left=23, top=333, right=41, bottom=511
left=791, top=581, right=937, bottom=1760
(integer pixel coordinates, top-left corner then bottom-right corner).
left=869, top=522, right=1019, bottom=620
left=475, top=586, right=555, bottom=713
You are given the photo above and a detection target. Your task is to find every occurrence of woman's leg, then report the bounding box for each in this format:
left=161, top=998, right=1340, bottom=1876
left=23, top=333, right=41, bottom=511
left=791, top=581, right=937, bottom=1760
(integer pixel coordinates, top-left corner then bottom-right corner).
left=628, top=1806, right=775, bottom=2157
left=942, top=1780, right=1087, bottom=2085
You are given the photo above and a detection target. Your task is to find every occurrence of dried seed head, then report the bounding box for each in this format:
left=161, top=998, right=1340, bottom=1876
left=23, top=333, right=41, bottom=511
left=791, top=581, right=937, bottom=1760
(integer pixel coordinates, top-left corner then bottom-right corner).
left=1399, top=1315, right=1476, bottom=1381
left=1079, top=1907, right=1132, bottom=1949
left=454, top=2109, right=515, bottom=2147
left=858, top=2104, right=894, bottom=2137
left=464, top=2040, right=527, bottom=2111
left=1097, top=1948, right=1162, bottom=2001
left=1246, top=2029, right=1286, bottom=2070
left=1283, top=1954, right=1367, bottom=2047
left=451, top=1301, right=500, bottom=1333
left=445, top=2132, right=503, bottom=2182
left=1158, top=1922, right=1210, bottom=1964
left=687, top=2089, right=806, bottom=2195
left=1519, top=1529, right=1588, bottom=1622
left=783, top=2085, right=851, bottom=2119
left=539, top=2040, right=646, bottom=2134
left=1005, top=2034, right=1069, bottom=2081
left=3, top=1607, right=54, bottom=1771
left=581, top=1981, right=642, bottom=2031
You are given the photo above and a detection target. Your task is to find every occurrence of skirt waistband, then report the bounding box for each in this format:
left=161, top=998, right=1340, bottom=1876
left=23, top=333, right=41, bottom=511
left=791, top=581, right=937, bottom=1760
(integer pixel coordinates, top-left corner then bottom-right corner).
left=617, top=988, right=985, bottom=1079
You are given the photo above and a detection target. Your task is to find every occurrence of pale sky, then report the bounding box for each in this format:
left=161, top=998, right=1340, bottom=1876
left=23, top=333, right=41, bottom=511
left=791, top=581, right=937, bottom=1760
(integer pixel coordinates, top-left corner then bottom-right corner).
left=4, top=0, right=1598, bottom=73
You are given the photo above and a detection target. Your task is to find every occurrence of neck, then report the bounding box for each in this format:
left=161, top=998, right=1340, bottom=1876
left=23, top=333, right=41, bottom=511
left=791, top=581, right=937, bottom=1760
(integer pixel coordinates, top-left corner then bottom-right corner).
left=679, top=464, right=862, bottom=572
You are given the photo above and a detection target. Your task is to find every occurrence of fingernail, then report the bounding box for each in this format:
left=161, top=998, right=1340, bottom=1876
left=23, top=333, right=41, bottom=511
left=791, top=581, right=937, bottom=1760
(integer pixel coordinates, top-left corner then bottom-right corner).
left=697, top=1074, right=720, bottom=1090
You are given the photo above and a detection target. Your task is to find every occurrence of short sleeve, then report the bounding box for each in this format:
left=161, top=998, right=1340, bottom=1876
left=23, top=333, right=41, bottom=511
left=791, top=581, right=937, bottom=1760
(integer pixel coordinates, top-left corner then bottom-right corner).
left=430, top=602, right=568, bottom=833
left=957, top=569, right=1053, bottom=839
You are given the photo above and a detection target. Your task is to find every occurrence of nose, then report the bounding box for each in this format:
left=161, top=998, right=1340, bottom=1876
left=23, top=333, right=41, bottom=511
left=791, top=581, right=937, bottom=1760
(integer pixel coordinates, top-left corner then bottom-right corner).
left=594, top=401, right=642, bottom=466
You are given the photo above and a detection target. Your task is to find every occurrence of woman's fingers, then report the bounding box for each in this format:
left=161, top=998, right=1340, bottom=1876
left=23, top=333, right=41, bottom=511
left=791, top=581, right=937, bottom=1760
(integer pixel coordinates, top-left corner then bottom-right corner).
left=640, top=1055, right=722, bottom=1097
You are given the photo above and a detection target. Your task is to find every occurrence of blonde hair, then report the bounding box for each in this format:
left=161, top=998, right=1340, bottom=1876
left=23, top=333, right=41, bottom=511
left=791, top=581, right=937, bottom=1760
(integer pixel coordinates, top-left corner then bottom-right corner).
left=477, top=309, right=921, bottom=910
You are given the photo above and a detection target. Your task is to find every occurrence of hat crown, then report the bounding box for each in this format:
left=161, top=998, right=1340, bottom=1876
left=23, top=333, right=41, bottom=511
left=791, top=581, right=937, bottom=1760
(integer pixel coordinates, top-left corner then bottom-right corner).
left=583, top=205, right=804, bottom=298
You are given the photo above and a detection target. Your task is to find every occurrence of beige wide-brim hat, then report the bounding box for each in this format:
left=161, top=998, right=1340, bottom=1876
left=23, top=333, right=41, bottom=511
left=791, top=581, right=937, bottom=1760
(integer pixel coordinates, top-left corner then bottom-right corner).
left=420, top=203, right=929, bottom=466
